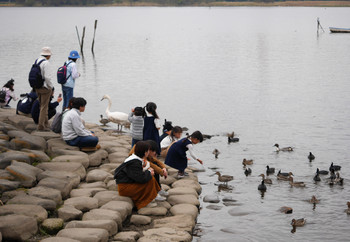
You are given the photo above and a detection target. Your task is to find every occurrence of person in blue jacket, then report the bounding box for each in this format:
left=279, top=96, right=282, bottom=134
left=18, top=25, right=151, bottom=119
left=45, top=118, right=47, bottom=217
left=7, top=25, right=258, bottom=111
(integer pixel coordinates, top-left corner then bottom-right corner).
left=31, top=88, right=62, bottom=124
left=165, top=131, right=204, bottom=178
left=16, top=89, right=37, bottom=117
left=61, top=50, right=80, bottom=111
left=143, top=102, right=161, bottom=154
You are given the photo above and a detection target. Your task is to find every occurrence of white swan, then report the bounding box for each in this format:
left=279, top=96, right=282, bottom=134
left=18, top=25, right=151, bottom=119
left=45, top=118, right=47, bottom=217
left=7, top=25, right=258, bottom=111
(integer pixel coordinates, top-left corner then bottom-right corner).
left=101, top=94, right=130, bottom=131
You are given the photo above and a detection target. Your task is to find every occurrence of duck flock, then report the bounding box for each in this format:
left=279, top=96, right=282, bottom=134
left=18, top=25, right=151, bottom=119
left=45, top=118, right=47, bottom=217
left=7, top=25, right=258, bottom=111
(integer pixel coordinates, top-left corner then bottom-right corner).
left=211, top=137, right=349, bottom=234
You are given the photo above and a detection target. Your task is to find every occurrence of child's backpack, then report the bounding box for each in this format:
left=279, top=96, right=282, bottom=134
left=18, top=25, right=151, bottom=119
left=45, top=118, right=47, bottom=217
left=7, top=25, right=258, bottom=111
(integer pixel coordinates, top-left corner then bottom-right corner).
left=57, top=62, right=72, bottom=85
left=51, top=111, right=63, bottom=133
left=0, top=89, right=6, bottom=103
left=28, top=59, right=46, bottom=89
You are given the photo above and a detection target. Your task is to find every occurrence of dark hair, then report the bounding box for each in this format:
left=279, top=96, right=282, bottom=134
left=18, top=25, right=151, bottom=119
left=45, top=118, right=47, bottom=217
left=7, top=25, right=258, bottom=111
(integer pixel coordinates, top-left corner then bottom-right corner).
left=183, top=130, right=203, bottom=143
left=3, top=79, right=14, bottom=91
left=68, top=97, right=75, bottom=109
left=134, top=141, right=150, bottom=158
left=134, top=107, right=143, bottom=116
left=71, top=97, right=87, bottom=109
left=143, top=102, right=159, bottom=119
left=170, top=126, right=183, bottom=141
left=68, top=58, right=77, bottom=62
left=146, top=140, right=158, bottom=152
left=163, top=119, right=173, bottom=133
left=191, top=131, right=203, bottom=142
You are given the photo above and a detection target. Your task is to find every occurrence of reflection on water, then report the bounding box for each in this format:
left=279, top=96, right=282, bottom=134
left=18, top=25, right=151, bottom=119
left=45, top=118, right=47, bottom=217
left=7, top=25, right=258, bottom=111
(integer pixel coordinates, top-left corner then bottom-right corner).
left=1, top=7, right=350, bottom=241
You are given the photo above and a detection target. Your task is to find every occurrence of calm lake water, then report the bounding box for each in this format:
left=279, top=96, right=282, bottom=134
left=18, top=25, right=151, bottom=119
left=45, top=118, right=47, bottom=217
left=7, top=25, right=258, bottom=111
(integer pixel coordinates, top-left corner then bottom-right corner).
left=1, top=6, right=350, bottom=241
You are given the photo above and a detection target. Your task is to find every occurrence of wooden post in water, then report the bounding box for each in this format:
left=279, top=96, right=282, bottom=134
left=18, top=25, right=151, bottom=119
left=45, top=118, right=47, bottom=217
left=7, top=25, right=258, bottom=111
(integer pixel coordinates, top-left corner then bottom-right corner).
left=80, top=26, right=86, bottom=55
left=91, top=20, right=98, bottom=54
left=75, top=26, right=81, bottom=47
left=317, top=17, right=325, bottom=34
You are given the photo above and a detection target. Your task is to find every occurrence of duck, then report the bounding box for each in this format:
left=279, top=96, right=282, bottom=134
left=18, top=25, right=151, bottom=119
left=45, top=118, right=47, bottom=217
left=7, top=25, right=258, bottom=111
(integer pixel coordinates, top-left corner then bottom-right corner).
left=259, top=174, right=272, bottom=184
left=99, top=114, right=110, bottom=126
left=258, top=180, right=267, bottom=192
left=335, top=172, right=343, bottom=185
left=308, top=152, right=315, bottom=162
left=212, top=149, right=220, bottom=159
left=289, top=176, right=306, bottom=187
left=242, top=158, right=253, bottom=166
left=277, top=170, right=294, bottom=181
left=291, top=218, right=306, bottom=227
left=101, top=94, right=130, bottom=131
left=227, top=132, right=239, bottom=143
left=309, top=195, right=319, bottom=204
left=266, top=165, right=275, bottom=175
left=244, top=168, right=252, bottom=176
left=228, top=136, right=239, bottom=143
left=215, top=172, right=233, bottom=185
left=274, top=143, right=293, bottom=152
left=329, top=168, right=336, bottom=181
left=329, top=162, right=341, bottom=171
left=313, top=169, right=321, bottom=182
left=280, top=206, right=293, bottom=214
left=317, top=168, right=329, bottom=175
left=346, top=202, right=350, bottom=215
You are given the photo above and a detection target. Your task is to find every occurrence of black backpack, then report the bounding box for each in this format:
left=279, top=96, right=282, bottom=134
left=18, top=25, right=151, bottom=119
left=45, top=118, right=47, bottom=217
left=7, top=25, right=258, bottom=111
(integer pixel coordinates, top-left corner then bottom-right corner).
left=0, top=89, right=6, bottom=103
left=28, top=59, right=46, bottom=89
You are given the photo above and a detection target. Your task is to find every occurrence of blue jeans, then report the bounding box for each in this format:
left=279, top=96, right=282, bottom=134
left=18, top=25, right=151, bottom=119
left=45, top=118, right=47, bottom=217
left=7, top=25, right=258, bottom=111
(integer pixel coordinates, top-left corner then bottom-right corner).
left=66, top=135, right=99, bottom=148
left=62, top=86, right=73, bottom=111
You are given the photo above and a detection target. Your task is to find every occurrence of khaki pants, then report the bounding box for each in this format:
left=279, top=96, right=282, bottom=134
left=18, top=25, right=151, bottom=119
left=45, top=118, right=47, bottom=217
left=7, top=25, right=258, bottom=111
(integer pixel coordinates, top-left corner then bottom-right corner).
left=35, top=87, right=52, bottom=130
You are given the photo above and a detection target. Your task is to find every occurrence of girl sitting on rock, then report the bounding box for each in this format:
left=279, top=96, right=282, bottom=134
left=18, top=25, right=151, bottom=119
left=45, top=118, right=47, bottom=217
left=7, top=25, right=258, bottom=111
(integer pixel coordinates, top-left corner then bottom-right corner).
left=165, top=131, right=204, bottom=178
left=114, top=141, right=161, bottom=210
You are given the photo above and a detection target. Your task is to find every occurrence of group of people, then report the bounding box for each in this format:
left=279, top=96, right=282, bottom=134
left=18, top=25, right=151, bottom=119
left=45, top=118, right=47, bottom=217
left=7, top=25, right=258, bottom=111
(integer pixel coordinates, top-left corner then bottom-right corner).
left=3, top=46, right=205, bottom=210
left=5, top=47, right=81, bottom=131
left=114, top=101, right=205, bottom=209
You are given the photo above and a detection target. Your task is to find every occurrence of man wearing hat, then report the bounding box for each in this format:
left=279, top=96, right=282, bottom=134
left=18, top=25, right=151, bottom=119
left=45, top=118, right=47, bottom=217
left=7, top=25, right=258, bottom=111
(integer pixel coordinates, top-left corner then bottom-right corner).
left=61, top=50, right=81, bottom=111
left=35, top=47, right=54, bottom=131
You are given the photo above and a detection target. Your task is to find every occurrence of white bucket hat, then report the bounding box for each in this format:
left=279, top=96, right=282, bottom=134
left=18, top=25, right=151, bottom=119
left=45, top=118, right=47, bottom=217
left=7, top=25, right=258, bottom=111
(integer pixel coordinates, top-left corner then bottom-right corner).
left=41, top=47, right=52, bottom=56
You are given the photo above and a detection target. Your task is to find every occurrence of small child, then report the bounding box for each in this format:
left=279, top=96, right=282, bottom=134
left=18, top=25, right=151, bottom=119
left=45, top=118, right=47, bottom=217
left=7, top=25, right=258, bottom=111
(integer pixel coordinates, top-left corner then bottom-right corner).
left=143, top=102, right=161, bottom=154
left=160, top=126, right=183, bottom=157
left=128, top=107, right=144, bottom=147
left=0, top=79, right=18, bottom=108
left=159, top=119, right=173, bottom=142
left=165, top=131, right=204, bottom=178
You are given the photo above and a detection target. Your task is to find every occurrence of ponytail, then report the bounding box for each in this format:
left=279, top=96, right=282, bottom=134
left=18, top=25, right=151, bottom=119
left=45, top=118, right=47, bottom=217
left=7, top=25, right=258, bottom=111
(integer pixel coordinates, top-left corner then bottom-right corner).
left=145, top=102, right=159, bottom=119
left=182, top=132, right=191, bottom=143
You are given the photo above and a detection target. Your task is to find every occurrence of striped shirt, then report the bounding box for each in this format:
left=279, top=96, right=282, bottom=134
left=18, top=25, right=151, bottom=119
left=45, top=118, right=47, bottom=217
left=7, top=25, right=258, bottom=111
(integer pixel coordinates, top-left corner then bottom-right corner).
left=128, top=112, right=144, bottom=140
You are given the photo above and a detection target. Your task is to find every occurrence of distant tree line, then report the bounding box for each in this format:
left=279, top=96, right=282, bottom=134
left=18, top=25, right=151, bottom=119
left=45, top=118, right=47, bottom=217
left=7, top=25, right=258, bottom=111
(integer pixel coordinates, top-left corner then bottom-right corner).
left=3, top=0, right=350, bottom=6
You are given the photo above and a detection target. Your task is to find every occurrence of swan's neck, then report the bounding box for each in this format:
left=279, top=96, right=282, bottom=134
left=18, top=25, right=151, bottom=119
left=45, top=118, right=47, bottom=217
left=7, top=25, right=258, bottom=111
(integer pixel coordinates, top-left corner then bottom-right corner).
left=105, top=97, right=112, bottom=114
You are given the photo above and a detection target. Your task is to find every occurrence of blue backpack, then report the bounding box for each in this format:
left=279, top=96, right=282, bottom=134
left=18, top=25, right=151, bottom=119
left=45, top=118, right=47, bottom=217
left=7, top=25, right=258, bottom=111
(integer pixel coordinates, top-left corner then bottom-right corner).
left=57, top=61, right=72, bottom=85
left=28, top=59, right=46, bottom=89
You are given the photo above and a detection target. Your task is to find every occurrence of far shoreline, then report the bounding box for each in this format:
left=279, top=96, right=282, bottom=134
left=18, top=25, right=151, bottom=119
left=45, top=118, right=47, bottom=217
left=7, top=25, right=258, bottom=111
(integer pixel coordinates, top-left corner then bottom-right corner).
left=1, top=1, right=350, bottom=7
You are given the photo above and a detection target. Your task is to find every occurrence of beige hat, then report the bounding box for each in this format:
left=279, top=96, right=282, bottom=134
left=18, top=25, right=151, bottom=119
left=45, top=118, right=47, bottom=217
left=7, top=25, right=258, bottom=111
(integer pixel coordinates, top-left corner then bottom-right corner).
left=41, top=47, right=52, bottom=56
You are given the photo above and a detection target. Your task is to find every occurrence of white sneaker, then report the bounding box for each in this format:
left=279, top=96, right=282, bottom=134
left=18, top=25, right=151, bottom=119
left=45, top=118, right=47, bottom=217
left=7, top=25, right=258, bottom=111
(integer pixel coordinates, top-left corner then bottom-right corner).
left=155, top=194, right=166, bottom=202
left=158, top=190, right=169, bottom=197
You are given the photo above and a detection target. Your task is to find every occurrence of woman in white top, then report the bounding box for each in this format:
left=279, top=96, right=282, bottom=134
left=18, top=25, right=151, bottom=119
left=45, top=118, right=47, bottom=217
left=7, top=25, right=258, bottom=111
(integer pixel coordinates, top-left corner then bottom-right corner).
left=160, top=126, right=183, bottom=157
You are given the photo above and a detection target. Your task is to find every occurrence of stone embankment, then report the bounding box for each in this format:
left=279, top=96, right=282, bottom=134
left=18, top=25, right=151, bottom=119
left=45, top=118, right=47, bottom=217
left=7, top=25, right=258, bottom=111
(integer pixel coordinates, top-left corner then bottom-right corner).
left=0, top=108, right=201, bottom=242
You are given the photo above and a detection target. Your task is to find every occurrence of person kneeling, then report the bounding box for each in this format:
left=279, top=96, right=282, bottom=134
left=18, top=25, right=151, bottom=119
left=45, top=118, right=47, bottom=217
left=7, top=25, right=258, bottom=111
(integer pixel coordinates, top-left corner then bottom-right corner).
left=62, top=97, right=99, bottom=151
left=114, top=141, right=161, bottom=210
left=31, top=88, right=62, bottom=124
